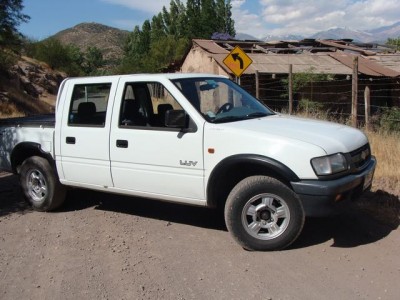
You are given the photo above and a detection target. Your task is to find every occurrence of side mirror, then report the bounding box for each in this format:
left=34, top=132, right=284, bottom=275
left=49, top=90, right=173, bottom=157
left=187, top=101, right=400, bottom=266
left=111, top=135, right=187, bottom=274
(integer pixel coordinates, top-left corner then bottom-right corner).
left=165, top=110, right=187, bottom=128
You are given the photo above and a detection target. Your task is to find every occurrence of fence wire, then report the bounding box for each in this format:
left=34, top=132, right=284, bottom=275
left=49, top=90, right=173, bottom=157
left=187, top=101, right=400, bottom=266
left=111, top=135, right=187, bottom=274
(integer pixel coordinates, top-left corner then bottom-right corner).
left=240, top=75, right=400, bottom=128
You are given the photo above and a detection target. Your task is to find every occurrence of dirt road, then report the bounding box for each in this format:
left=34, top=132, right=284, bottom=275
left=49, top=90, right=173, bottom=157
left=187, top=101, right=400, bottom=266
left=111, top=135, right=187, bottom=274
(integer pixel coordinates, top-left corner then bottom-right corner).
left=1, top=172, right=399, bottom=299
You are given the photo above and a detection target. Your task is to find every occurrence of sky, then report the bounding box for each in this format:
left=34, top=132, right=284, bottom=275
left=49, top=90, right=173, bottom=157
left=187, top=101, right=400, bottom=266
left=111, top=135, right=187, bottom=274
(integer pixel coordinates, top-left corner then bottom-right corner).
left=18, top=0, right=400, bottom=40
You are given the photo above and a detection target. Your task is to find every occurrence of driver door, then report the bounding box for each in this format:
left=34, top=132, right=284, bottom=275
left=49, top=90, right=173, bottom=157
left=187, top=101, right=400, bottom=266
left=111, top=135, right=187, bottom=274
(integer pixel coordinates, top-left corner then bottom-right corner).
left=110, top=79, right=205, bottom=201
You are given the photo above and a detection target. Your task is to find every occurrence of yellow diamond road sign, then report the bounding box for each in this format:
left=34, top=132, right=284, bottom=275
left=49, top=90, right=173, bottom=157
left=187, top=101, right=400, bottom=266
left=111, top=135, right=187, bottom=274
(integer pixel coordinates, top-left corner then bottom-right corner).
left=223, top=45, right=253, bottom=77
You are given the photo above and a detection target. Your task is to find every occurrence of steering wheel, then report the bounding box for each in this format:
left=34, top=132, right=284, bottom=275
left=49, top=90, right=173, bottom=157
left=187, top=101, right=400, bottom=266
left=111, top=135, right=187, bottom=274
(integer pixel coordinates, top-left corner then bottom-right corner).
left=216, top=103, right=233, bottom=114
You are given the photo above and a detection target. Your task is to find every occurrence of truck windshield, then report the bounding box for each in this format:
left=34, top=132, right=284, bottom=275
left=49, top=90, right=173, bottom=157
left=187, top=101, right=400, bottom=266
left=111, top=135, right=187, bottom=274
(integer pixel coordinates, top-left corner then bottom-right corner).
left=172, top=77, right=274, bottom=123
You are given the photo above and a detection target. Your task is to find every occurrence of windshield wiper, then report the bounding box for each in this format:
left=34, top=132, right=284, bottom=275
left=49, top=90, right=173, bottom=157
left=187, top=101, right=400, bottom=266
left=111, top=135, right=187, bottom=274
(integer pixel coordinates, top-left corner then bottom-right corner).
left=213, top=116, right=245, bottom=123
left=244, top=112, right=270, bottom=119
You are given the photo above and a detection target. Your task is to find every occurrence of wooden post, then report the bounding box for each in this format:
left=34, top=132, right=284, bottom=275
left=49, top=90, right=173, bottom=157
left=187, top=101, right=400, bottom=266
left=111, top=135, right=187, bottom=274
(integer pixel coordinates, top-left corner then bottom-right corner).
left=364, top=86, right=371, bottom=131
left=255, top=70, right=260, bottom=99
left=352, top=57, right=358, bottom=127
left=289, top=64, right=293, bottom=114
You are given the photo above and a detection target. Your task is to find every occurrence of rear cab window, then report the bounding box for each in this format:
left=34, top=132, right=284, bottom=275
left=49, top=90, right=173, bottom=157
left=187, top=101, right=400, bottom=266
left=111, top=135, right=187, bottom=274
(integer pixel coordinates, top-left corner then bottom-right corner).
left=68, top=83, right=111, bottom=127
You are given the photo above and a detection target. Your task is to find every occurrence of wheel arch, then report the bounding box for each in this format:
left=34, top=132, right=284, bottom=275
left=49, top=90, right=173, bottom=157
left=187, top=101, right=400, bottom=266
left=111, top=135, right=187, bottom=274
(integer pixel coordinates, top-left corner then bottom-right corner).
left=11, top=142, right=55, bottom=174
left=206, top=154, right=299, bottom=209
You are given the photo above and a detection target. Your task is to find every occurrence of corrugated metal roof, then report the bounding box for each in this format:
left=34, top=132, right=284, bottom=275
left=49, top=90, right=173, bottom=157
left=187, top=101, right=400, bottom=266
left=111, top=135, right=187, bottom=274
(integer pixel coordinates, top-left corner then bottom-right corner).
left=212, top=53, right=352, bottom=75
left=193, top=39, right=229, bottom=54
left=318, top=40, right=376, bottom=56
left=191, top=39, right=400, bottom=77
left=366, top=54, right=400, bottom=73
left=330, top=52, right=400, bottom=77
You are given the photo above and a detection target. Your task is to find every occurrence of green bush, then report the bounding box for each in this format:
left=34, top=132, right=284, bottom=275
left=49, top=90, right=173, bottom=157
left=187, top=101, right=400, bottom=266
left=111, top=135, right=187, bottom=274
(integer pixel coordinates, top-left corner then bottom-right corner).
left=0, top=50, right=17, bottom=72
left=297, top=98, right=327, bottom=119
left=25, top=38, right=106, bottom=76
left=379, top=107, right=400, bottom=132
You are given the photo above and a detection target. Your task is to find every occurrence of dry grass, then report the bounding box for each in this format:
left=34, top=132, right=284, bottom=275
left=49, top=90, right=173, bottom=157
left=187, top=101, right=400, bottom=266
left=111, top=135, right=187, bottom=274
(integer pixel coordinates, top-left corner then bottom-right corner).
left=292, top=111, right=399, bottom=196
left=0, top=102, right=25, bottom=118
left=0, top=75, right=54, bottom=119
left=365, top=130, right=400, bottom=196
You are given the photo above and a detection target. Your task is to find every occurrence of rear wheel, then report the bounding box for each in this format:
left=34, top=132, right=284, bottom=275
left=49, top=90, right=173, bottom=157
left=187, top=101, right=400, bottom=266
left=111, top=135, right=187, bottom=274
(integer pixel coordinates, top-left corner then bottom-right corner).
left=224, top=176, right=305, bottom=251
left=20, top=156, right=66, bottom=211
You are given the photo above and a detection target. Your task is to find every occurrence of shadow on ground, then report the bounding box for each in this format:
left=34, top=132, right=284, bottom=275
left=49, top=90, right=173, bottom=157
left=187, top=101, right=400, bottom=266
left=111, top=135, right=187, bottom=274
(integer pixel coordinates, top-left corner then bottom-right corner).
left=1, top=172, right=399, bottom=250
left=0, top=173, right=31, bottom=217
left=293, top=190, right=399, bottom=249
left=62, top=188, right=226, bottom=231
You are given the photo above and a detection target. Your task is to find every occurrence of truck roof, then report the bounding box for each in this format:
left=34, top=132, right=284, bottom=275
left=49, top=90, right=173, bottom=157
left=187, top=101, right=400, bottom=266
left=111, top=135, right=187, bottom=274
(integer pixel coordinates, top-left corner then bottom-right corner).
left=64, top=73, right=228, bottom=82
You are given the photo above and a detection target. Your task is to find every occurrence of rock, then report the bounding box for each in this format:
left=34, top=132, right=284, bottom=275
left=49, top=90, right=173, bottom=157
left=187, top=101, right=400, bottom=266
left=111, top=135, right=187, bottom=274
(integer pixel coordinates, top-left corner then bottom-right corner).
left=8, top=56, right=67, bottom=100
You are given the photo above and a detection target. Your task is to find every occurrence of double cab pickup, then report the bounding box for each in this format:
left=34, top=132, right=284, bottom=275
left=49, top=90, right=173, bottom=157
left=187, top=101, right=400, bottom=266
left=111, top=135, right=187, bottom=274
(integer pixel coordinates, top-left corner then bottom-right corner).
left=0, top=73, right=376, bottom=250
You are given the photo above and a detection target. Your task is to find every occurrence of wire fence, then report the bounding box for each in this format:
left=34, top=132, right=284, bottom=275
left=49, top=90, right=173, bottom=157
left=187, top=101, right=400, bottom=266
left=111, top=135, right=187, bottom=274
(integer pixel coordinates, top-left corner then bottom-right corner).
left=239, top=73, right=400, bottom=131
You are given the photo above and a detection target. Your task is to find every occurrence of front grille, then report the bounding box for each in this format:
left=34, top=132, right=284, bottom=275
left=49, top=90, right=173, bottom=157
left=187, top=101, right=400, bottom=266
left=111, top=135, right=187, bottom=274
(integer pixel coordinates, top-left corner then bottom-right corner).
left=350, top=143, right=371, bottom=171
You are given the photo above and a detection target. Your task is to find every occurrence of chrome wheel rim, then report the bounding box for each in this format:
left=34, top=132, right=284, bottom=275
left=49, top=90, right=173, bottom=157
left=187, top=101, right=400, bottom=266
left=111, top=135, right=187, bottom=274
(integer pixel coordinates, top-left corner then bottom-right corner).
left=241, top=193, right=290, bottom=240
left=26, top=169, right=48, bottom=202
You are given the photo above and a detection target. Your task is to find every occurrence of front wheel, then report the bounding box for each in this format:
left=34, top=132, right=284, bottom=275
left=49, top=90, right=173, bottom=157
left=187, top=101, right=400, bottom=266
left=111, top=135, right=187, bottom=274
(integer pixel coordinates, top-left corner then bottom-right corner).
left=224, top=176, right=305, bottom=251
left=20, top=156, right=66, bottom=211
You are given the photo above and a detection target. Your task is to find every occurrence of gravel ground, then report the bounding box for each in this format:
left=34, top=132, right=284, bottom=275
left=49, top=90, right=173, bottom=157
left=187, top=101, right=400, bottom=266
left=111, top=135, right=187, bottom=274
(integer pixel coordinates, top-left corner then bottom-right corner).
left=0, top=172, right=399, bottom=300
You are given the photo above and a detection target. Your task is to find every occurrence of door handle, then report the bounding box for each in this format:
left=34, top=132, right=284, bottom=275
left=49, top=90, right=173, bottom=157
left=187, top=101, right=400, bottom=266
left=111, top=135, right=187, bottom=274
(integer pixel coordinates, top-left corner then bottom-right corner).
left=116, top=140, right=128, bottom=148
left=66, top=137, right=76, bottom=144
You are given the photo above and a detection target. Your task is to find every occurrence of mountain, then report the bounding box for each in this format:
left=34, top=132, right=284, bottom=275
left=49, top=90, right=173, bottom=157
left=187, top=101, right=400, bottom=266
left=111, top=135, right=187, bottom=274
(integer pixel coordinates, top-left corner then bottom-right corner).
left=235, top=33, right=259, bottom=41
left=238, top=21, right=400, bottom=43
left=312, top=22, right=400, bottom=43
left=52, top=22, right=129, bottom=64
left=262, top=34, right=304, bottom=41
left=311, top=28, right=373, bottom=42
left=367, top=21, right=400, bottom=42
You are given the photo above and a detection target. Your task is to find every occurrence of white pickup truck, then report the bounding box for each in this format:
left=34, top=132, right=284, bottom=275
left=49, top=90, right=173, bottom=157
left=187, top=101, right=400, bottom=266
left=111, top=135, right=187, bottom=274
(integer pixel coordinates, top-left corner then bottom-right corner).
left=0, top=73, right=376, bottom=251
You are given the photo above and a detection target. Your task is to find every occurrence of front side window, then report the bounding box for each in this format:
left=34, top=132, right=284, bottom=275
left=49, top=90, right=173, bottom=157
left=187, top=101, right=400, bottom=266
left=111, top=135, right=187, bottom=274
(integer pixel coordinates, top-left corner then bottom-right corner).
left=172, top=77, right=274, bottom=123
left=68, top=83, right=111, bottom=127
left=119, top=82, right=182, bottom=128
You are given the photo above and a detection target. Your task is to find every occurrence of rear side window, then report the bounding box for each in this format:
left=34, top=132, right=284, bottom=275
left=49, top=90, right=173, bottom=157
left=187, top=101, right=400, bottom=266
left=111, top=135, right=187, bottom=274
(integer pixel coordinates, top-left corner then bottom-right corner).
left=68, top=83, right=111, bottom=127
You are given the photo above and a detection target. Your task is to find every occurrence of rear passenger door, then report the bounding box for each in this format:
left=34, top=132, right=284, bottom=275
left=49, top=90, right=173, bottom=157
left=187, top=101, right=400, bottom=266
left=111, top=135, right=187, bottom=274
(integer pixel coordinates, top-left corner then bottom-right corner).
left=109, top=78, right=205, bottom=201
left=58, top=77, right=118, bottom=187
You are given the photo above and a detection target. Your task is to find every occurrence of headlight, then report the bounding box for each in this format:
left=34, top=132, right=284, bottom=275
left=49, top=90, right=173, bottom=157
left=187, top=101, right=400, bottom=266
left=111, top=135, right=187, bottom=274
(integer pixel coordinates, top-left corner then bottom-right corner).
left=311, top=153, right=348, bottom=176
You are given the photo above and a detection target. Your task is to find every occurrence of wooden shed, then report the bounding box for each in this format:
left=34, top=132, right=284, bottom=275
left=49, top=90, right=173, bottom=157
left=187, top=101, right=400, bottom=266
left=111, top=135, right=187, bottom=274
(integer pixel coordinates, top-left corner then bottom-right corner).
left=179, top=39, right=400, bottom=114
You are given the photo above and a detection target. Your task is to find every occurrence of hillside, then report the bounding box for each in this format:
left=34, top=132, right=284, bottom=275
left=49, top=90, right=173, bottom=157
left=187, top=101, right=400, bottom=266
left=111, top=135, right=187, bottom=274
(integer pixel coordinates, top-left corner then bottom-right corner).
left=0, top=56, right=66, bottom=118
left=52, top=22, right=129, bottom=65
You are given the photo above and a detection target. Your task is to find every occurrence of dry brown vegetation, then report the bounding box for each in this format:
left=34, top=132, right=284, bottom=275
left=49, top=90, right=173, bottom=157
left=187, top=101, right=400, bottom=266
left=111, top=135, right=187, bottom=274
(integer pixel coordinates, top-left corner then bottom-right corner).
left=0, top=83, right=54, bottom=118
left=0, top=56, right=61, bottom=118
left=295, top=110, right=399, bottom=197
left=366, top=130, right=400, bottom=196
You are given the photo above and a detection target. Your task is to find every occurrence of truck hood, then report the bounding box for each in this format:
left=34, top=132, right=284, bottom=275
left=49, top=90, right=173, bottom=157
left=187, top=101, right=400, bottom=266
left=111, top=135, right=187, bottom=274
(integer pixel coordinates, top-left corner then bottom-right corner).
left=220, top=114, right=368, bottom=154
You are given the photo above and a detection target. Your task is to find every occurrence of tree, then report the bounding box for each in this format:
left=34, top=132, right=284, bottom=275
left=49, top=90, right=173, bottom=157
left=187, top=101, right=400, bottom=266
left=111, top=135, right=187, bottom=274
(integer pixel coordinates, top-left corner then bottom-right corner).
left=386, top=37, right=400, bottom=51
left=200, top=0, right=216, bottom=38
left=162, top=0, right=187, bottom=37
left=212, top=0, right=235, bottom=38
left=150, top=13, right=166, bottom=43
left=83, top=46, right=104, bottom=75
left=120, top=0, right=236, bottom=73
left=0, top=0, right=30, bottom=49
left=186, top=0, right=201, bottom=38
left=27, top=38, right=84, bottom=76
left=143, top=35, right=189, bottom=72
left=0, top=0, right=30, bottom=69
left=224, top=0, right=235, bottom=37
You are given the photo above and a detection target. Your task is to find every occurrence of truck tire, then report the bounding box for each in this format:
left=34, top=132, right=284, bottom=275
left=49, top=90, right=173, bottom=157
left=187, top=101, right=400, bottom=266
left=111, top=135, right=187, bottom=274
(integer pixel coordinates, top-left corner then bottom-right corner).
left=20, top=156, right=66, bottom=211
left=224, top=176, right=305, bottom=251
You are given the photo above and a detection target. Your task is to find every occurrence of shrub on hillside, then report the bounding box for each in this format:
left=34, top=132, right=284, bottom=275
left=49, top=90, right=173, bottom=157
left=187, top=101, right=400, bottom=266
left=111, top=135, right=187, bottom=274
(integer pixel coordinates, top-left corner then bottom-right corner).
left=25, top=38, right=83, bottom=76
left=0, top=50, right=17, bottom=72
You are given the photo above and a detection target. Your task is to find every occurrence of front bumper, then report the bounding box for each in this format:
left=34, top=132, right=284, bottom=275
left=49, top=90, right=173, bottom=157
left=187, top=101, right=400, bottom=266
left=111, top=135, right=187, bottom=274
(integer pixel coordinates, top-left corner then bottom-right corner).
left=291, top=156, right=376, bottom=216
